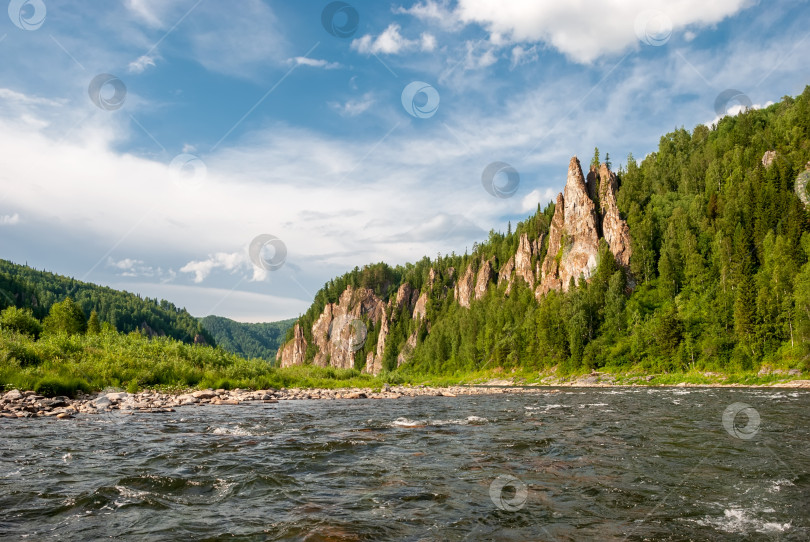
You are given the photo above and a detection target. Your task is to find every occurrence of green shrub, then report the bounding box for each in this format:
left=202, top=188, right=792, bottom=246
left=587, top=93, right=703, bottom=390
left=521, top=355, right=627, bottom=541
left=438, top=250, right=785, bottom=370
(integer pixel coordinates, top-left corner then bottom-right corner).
left=0, top=307, right=42, bottom=339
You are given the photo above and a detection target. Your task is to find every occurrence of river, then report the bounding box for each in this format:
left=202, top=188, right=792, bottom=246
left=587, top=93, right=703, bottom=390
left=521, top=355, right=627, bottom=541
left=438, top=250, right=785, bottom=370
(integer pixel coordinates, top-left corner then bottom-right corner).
left=1, top=387, right=808, bottom=540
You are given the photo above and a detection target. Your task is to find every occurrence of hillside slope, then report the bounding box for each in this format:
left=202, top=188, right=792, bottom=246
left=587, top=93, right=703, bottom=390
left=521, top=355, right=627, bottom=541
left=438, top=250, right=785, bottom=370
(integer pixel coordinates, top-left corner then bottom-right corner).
left=276, top=87, right=810, bottom=376
left=0, top=260, right=214, bottom=346
left=200, top=316, right=295, bottom=362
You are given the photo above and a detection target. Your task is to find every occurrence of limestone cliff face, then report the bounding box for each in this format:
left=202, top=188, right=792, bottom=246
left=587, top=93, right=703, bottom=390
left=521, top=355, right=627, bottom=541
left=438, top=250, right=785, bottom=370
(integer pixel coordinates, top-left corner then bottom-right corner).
left=277, top=322, right=307, bottom=368
left=365, top=311, right=388, bottom=375
left=595, top=163, right=632, bottom=269
left=539, top=157, right=600, bottom=295
left=515, top=233, right=536, bottom=287
left=413, top=292, right=428, bottom=321
left=475, top=259, right=494, bottom=300
left=277, top=156, right=631, bottom=373
left=310, top=286, right=386, bottom=369
left=454, top=265, right=476, bottom=308
left=498, top=255, right=515, bottom=294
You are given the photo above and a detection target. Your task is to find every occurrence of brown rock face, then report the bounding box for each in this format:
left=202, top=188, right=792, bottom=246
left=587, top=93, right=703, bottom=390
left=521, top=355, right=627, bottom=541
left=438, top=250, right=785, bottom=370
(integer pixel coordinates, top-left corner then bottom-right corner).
left=391, top=283, right=417, bottom=320
left=498, top=255, right=515, bottom=294
left=514, top=233, right=535, bottom=286
left=365, top=310, right=389, bottom=375
left=308, top=286, right=385, bottom=370
left=413, top=292, right=428, bottom=321
left=762, top=150, right=777, bottom=168
left=475, top=259, right=494, bottom=300
left=277, top=323, right=307, bottom=368
left=538, top=157, right=600, bottom=295
left=596, top=163, right=632, bottom=269
left=454, top=266, right=475, bottom=308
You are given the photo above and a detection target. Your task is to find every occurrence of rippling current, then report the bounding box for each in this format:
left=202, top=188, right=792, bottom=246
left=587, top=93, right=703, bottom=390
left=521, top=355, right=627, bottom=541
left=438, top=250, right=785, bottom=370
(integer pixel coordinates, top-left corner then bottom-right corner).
left=1, top=387, right=808, bottom=541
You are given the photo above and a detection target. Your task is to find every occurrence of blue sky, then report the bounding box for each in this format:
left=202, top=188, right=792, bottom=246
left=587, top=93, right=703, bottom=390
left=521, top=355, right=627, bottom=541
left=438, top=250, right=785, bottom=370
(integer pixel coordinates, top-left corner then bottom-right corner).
left=0, top=0, right=808, bottom=321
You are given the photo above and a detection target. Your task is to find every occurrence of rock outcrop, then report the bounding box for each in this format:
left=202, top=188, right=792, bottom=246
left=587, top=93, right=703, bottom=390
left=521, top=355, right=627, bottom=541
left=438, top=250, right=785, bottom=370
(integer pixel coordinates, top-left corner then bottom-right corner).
left=498, top=255, right=515, bottom=294
left=277, top=156, right=632, bottom=374
left=310, top=287, right=386, bottom=369
left=514, top=233, right=536, bottom=287
left=455, top=265, right=476, bottom=308
left=413, top=292, right=428, bottom=321
left=538, top=157, right=601, bottom=295
left=474, top=259, right=494, bottom=300
left=277, top=323, right=307, bottom=368
left=594, top=164, right=632, bottom=269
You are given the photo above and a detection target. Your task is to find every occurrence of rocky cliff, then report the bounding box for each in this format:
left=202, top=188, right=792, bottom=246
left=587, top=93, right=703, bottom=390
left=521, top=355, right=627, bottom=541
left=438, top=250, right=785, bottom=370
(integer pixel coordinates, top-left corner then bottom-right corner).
left=276, top=156, right=631, bottom=375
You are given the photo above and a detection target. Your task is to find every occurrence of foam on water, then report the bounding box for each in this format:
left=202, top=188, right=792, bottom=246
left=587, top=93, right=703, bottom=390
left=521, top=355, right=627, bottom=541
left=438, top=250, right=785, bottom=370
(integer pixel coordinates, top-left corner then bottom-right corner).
left=694, top=507, right=792, bottom=534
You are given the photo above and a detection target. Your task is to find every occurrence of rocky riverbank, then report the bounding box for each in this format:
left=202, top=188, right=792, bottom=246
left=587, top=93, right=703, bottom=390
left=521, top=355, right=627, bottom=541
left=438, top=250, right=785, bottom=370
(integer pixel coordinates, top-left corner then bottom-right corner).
left=0, top=385, right=552, bottom=420
left=3, top=377, right=809, bottom=420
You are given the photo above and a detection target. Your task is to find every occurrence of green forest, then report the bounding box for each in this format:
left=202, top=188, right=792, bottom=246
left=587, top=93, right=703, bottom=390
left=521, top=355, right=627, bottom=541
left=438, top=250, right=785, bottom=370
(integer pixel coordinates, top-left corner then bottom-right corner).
left=0, top=260, right=214, bottom=345
left=286, top=86, right=810, bottom=377
left=2, top=87, right=809, bottom=395
left=200, top=315, right=295, bottom=361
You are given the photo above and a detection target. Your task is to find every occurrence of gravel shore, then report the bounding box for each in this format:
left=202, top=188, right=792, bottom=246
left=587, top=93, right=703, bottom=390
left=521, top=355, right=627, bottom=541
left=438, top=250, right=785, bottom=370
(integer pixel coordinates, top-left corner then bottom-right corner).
left=2, top=378, right=808, bottom=420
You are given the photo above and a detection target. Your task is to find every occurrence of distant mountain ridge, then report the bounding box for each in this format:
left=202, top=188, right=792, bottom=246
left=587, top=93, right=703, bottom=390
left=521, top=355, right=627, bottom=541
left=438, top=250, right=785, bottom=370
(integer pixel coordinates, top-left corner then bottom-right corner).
left=199, top=315, right=295, bottom=361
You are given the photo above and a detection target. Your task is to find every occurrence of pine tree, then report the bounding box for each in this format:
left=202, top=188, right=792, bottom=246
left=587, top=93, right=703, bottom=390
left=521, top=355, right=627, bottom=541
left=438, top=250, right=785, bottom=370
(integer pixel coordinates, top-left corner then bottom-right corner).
left=87, top=310, right=101, bottom=334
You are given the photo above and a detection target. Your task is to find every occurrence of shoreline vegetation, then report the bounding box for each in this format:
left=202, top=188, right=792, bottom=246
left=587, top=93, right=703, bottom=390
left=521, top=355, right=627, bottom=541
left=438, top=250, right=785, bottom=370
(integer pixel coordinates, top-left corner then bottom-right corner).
left=1, top=304, right=808, bottom=409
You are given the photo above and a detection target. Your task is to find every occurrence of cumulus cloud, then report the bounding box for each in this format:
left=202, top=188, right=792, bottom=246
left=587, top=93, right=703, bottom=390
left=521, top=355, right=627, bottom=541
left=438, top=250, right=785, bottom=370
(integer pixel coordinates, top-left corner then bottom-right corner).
left=520, top=188, right=556, bottom=213
left=128, top=54, right=157, bottom=73
left=400, top=0, right=752, bottom=64
left=180, top=251, right=249, bottom=283
left=289, top=57, right=342, bottom=69
left=352, top=24, right=437, bottom=55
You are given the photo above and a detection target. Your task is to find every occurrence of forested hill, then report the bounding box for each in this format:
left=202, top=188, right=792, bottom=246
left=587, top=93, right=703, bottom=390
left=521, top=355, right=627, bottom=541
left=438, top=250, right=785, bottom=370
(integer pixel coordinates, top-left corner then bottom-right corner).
left=0, top=260, right=214, bottom=346
left=278, top=86, right=810, bottom=376
left=199, top=316, right=295, bottom=361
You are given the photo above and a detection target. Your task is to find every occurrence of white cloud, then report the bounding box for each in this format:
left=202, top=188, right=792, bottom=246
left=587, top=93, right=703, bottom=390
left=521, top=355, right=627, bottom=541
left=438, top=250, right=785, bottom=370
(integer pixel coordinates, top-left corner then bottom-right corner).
left=510, top=45, right=538, bottom=69
left=289, top=57, right=342, bottom=69
left=109, top=257, right=143, bottom=270
left=351, top=24, right=437, bottom=55
left=180, top=251, right=249, bottom=283
left=520, top=188, right=556, bottom=213
left=0, top=89, right=62, bottom=107
left=329, top=93, right=376, bottom=117
left=421, top=33, right=438, bottom=52
left=128, top=54, right=157, bottom=73
left=0, top=213, right=20, bottom=225
left=404, top=0, right=752, bottom=64
left=704, top=101, right=774, bottom=128
left=395, top=0, right=462, bottom=31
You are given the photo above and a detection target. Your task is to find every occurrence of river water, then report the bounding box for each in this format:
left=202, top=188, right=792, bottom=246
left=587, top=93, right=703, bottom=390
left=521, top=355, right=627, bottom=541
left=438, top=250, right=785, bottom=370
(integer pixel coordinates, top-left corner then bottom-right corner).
left=0, top=387, right=808, bottom=541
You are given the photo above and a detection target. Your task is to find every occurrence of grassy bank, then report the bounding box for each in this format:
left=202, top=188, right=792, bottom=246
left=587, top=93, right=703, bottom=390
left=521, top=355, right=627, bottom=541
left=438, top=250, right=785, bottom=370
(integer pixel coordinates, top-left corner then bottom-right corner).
left=0, top=328, right=386, bottom=396
left=1, top=328, right=806, bottom=397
